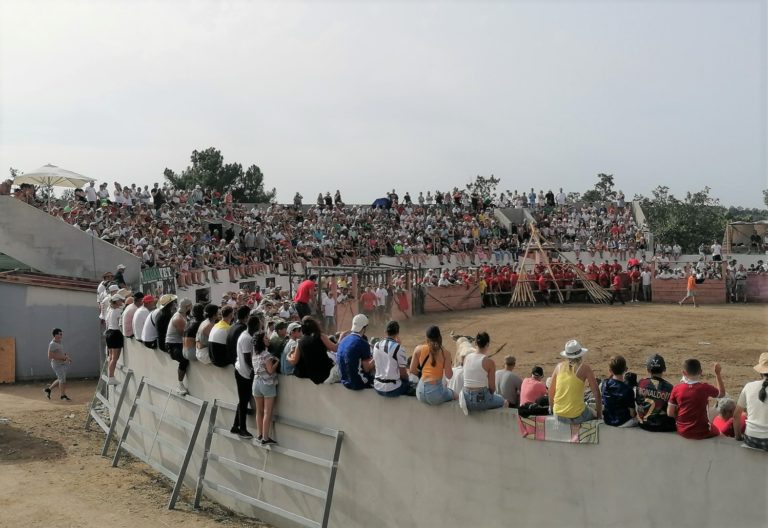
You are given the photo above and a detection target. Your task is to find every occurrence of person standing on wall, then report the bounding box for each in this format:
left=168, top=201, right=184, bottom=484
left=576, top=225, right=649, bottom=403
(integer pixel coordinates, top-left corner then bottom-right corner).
left=105, top=294, right=125, bottom=386
left=44, top=328, right=72, bottom=401
left=293, top=274, right=317, bottom=319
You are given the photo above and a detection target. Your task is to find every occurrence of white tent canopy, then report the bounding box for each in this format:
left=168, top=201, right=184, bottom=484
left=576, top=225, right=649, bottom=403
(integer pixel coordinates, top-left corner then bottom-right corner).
left=723, top=220, right=768, bottom=253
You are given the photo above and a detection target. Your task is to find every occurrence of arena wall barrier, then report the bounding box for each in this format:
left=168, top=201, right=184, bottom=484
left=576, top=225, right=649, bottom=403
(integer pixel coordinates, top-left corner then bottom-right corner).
left=116, top=340, right=768, bottom=528
left=422, top=284, right=481, bottom=312
left=745, top=274, right=768, bottom=302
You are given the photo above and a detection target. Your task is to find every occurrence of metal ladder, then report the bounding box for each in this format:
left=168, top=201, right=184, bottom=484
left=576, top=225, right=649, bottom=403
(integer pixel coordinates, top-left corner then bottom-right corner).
left=84, top=359, right=134, bottom=456
left=194, top=399, right=344, bottom=528
left=111, top=376, right=208, bottom=510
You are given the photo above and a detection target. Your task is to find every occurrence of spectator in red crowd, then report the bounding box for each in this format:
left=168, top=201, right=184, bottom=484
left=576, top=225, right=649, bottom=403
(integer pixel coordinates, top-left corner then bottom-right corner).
left=293, top=274, right=317, bottom=319
left=609, top=273, right=625, bottom=305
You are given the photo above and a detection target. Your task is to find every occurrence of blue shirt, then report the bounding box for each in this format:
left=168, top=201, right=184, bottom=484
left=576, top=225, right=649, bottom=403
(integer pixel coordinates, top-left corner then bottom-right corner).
left=337, top=333, right=373, bottom=390
left=601, top=378, right=635, bottom=426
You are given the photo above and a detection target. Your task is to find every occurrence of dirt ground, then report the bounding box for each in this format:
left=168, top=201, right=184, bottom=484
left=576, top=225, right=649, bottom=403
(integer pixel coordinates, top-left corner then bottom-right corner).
left=0, top=303, right=765, bottom=527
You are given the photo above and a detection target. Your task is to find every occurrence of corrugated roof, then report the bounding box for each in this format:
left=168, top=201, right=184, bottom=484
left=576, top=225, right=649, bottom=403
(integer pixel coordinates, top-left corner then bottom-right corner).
left=0, top=271, right=99, bottom=292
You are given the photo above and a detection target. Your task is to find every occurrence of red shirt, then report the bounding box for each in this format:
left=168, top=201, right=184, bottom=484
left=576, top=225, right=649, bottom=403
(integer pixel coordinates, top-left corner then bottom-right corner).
left=537, top=276, right=548, bottom=291
left=669, top=382, right=720, bottom=439
left=612, top=275, right=622, bottom=291
left=712, top=414, right=746, bottom=437
left=360, top=291, right=377, bottom=311
left=520, top=377, right=548, bottom=406
left=294, top=279, right=315, bottom=303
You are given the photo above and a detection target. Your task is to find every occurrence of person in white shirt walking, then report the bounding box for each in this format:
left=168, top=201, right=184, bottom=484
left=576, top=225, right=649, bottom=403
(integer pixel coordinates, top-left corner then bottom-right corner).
left=322, top=290, right=337, bottom=334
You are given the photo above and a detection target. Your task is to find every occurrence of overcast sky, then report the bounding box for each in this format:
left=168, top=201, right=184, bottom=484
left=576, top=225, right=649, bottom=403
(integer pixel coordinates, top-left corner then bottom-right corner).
left=1, top=0, right=766, bottom=207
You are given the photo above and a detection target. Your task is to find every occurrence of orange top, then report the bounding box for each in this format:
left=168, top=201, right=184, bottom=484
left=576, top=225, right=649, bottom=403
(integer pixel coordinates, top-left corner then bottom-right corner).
left=687, top=275, right=696, bottom=290
left=420, top=344, right=446, bottom=383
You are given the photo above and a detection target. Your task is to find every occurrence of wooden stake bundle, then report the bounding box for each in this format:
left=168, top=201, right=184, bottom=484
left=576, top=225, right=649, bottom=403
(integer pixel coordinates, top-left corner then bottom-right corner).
left=570, top=266, right=612, bottom=303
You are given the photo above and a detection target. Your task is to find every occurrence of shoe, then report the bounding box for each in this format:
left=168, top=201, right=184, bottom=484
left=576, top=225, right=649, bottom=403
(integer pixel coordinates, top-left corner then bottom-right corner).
left=459, top=391, right=469, bottom=416
left=44, top=387, right=51, bottom=399
left=176, top=385, right=189, bottom=396
left=238, top=430, right=254, bottom=440
left=60, top=395, right=71, bottom=401
left=108, top=377, right=119, bottom=386
left=230, top=426, right=240, bottom=435
left=261, top=437, right=277, bottom=446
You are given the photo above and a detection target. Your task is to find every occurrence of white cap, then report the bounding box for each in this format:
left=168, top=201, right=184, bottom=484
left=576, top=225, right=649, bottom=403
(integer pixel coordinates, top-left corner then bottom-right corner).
left=351, top=314, right=369, bottom=333
left=108, top=284, right=119, bottom=292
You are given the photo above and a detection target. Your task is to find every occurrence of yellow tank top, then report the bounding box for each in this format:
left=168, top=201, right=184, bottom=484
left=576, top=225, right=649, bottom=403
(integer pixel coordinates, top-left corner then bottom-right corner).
left=553, top=362, right=586, bottom=418
left=420, top=344, right=445, bottom=383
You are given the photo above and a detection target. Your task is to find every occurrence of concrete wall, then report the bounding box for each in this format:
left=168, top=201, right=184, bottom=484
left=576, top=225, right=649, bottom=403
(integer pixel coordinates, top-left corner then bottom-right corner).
left=115, top=340, right=768, bottom=528
left=0, top=196, right=141, bottom=284
left=0, top=282, right=101, bottom=380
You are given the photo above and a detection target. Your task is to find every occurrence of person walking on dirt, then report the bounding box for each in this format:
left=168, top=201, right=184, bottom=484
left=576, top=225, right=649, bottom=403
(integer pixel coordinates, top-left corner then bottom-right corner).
left=679, top=270, right=698, bottom=308
left=44, top=328, right=72, bottom=401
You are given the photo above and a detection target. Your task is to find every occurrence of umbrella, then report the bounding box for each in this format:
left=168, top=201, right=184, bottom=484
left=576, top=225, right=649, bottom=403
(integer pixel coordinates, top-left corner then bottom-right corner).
left=14, top=164, right=94, bottom=210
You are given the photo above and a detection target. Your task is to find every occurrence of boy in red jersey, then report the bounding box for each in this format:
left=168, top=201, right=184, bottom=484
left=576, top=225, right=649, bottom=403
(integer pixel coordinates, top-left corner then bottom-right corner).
left=667, top=359, right=725, bottom=439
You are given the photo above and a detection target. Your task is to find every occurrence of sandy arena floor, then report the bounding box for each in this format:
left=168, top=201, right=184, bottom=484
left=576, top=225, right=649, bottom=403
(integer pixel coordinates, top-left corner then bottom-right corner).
left=1, top=303, right=765, bottom=527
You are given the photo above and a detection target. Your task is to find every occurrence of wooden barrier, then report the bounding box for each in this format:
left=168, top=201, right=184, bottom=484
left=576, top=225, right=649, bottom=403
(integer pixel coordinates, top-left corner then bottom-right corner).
left=423, top=284, right=481, bottom=313
left=651, top=278, right=726, bottom=304
left=745, top=274, right=768, bottom=302
left=0, top=337, right=15, bottom=383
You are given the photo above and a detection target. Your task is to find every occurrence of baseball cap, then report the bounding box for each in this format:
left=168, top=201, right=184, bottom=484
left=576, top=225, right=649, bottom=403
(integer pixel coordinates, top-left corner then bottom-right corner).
left=117, top=264, right=126, bottom=270
left=645, top=354, right=666, bottom=373
left=351, top=314, right=369, bottom=332
left=287, top=322, right=302, bottom=333
left=531, top=366, right=544, bottom=377
left=142, top=294, right=155, bottom=304
left=108, top=284, right=119, bottom=292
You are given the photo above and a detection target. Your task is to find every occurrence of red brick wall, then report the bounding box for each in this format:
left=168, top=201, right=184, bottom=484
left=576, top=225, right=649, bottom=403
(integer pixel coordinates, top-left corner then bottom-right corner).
left=745, top=275, right=768, bottom=303
left=651, top=278, right=726, bottom=304
left=423, top=284, right=482, bottom=312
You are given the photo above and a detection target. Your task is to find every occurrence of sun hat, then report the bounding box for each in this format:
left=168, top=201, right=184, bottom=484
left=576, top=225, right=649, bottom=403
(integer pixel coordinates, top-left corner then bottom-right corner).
left=157, top=294, right=178, bottom=307
left=754, top=353, right=768, bottom=374
left=351, top=314, right=369, bottom=332
left=110, top=294, right=125, bottom=303
left=560, top=339, right=588, bottom=359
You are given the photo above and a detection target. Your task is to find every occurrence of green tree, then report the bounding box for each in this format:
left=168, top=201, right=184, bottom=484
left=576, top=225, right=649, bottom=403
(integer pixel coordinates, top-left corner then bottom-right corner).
left=637, top=186, right=727, bottom=252
left=582, top=173, right=615, bottom=203
left=164, top=147, right=276, bottom=203
left=763, top=189, right=768, bottom=207
left=465, top=174, right=500, bottom=199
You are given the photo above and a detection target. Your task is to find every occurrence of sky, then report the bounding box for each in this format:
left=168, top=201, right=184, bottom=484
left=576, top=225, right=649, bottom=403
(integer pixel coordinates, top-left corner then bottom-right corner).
left=0, top=0, right=766, bottom=208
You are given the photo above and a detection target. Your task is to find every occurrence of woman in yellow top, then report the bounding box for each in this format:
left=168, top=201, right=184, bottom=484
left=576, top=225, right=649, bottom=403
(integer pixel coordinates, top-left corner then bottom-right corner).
left=410, top=326, right=456, bottom=405
left=548, top=340, right=602, bottom=423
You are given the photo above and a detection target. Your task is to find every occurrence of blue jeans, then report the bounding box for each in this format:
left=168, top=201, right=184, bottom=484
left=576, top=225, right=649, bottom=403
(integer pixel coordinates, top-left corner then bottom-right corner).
left=416, top=379, right=454, bottom=405
left=463, top=388, right=504, bottom=412
left=376, top=380, right=412, bottom=398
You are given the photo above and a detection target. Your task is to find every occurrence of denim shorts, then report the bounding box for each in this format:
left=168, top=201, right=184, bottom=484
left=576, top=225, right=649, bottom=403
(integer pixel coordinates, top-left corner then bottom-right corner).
left=416, top=379, right=454, bottom=405
left=555, top=405, right=595, bottom=424
left=253, top=380, right=277, bottom=398
left=463, top=388, right=504, bottom=412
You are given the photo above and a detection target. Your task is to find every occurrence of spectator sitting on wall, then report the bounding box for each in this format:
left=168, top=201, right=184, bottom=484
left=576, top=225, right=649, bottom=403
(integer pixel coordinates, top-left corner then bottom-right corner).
left=733, top=353, right=768, bottom=451
left=601, top=355, right=637, bottom=427
left=209, top=305, right=234, bottom=366
left=712, top=398, right=746, bottom=438
left=549, top=340, right=602, bottom=423
left=154, top=294, right=177, bottom=353
left=411, top=326, right=456, bottom=406
left=121, top=292, right=143, bottom=339
left=196, top=304, right=220, bottom=364
left=337, top=314, right=375, bottom=390
left=372, top=320, right=411, bottom=397
left=458, top=331, right=505, bottom=415
left=289, top=316, right=336, bottom=384
left=667, top=359, right=725, bottom=440
left=268, top=320, right=289, bottom=364
left=495, top=355, right=522, bottom=408
left=132, top=295, right=155, bottom=343
left=635, top=354, right=676, bottom=432
left=519, top=366, right=548, bottom=407
left=183, top=303, right=205, bottom=362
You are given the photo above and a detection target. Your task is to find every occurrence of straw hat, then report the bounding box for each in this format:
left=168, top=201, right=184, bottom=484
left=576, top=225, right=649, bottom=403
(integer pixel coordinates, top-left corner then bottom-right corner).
left=754, top=353, right=768, bottom=374
left=157, top=294, right=178, bottom=307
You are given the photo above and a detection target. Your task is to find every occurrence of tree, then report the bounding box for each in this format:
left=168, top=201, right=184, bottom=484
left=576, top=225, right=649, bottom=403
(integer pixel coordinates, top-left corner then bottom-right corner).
left=582, top=173, right=615, bottom=203
left=637, top=186, right=727, bottom=252
left=763, top=189, right=768, bottom=207
left=164, top=147, right=276, bottom=203
left=465, top=174, right=500, bottom=199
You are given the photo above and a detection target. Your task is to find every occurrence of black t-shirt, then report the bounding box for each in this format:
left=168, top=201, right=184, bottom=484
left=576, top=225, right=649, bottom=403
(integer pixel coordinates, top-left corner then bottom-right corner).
left=184, top=318, right=202, bottom=339
left=295, top=334, right=333, bottom=384
left=155, top=309, right=173, bottom=351
left=226, top=322, right=247, bottom=365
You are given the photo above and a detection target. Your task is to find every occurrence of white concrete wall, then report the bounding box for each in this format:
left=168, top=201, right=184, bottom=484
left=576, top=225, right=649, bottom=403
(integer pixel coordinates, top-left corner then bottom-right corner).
left=0, top=196, right=141, bottom=284
left=116, top=340, right=768, bottom=528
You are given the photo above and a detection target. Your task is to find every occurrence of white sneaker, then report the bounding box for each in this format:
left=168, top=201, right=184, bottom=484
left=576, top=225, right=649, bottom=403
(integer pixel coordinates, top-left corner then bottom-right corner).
left=176, top=384, right=189, bottom=396
left=459, top=390, right=469, bottom=416
left=107, top=377, right=119, bottom=386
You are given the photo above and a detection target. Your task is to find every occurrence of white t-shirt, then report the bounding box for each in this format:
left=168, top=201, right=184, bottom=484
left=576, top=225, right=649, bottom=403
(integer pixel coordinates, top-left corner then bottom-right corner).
left=641, top=270, right=652, bottom=286
left=140, top=308, right=161, bottom=343
left=106, top=306, right=123, bottom=331
left=737, top=380, right=768, bottom=438
left=372, top=338, right=407, bottom=393
left=85, top=186, right=98, bottom=202
left=375, top=288, right=388, bottom=307
left=235, top=331, right=254, bottom=379
left=322, top=296, right=336, bottom=317
left=132, top=306, right=150, bottom=339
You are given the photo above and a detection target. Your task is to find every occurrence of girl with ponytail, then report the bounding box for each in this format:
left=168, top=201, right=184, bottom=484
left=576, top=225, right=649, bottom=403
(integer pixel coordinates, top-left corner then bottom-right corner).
left=734, top=353, right=768, bottom=451
left=411, top=326, right=456, bottom=405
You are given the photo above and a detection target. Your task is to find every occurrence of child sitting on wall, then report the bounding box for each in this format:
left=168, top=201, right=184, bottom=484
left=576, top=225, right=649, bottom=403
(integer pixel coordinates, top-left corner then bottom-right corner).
left=635, top=353, right=676, bottom=432
left=601, top=356, right=637, bottom=427
left=712, top=398, right=746, bottom=438
left=667, top=359, right=725, bottom=439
